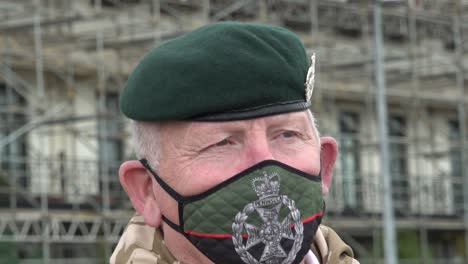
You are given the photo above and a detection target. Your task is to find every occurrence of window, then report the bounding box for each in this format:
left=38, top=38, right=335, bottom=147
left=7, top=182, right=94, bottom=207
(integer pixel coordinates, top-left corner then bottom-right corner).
left=0, top=83, right=28, bottom=188
left=389, top=115, right=409, bottom=214
left=448, top=120, right=463, bottom=214
left=339, top=111, right=361, bottom=212
left=98, top=92, right=123, bottom=203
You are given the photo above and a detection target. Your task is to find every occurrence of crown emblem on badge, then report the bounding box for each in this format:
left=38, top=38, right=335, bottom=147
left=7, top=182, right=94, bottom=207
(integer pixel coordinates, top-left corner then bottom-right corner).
left=252, top=171, right=280, bottom=199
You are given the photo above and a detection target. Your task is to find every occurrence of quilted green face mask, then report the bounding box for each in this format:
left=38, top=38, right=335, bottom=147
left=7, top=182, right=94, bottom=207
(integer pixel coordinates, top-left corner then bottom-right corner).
left=140, top=159, right=325, bottom=264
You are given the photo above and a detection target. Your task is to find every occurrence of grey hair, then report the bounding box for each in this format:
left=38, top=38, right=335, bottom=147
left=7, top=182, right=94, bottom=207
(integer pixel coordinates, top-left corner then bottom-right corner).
left=131, top=110, right=321, bottom=171
left=131, top=120, right=161, bottom=171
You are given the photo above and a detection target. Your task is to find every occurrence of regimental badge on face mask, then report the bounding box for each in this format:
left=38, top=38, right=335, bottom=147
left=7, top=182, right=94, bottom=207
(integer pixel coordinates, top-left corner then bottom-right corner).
left=232, top=171, right=307, bottom=264
left=141, top=159, right=325, bottom=264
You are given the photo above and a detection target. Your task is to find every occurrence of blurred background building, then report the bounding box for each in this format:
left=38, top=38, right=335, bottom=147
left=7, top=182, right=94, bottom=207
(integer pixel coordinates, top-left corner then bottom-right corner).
left=0, top=0, right=467, bottom=263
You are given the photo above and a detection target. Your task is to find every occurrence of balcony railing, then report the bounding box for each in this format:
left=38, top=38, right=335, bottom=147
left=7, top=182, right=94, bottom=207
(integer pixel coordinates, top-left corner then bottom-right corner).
left=327, top=172, right=466, bottom=218
left=0, top=155, right=131, bottom=211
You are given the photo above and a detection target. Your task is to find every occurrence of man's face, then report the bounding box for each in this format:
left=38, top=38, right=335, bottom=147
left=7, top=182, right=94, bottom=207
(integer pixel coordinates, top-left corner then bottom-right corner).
left=150, top=111, right=324, bottom=263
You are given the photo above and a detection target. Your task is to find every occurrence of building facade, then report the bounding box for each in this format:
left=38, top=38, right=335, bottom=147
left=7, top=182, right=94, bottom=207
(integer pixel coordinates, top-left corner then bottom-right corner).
left=0, top=0, right=467, bottom=263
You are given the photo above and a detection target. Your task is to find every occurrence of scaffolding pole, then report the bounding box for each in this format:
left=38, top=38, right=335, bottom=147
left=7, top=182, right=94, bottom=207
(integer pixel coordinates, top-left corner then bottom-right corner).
left=1, top=13, right=18, bottom=213
left=373, top=1, right=398, bottom=264
left=34, top=1, right=44, bottom=99
left=453, top=1, right=468, bottom=260
left=310, top=0, right=319, bottom=36
left=202, top=0, right=210, bottom=23
left=32, top=1, right=50, bottom=263
left=152, top=0, right=161, bottom=22
left=407, top=2, right=430, bottom=262
left=94, top=0, right=112, bottom=261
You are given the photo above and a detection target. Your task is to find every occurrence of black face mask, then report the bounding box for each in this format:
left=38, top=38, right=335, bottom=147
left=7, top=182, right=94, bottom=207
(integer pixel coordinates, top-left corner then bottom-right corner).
left=141, top=159, right=325, bottom=264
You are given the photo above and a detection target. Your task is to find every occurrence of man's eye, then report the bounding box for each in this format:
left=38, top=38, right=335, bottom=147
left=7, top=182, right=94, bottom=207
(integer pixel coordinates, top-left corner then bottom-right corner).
left=281, top=131, right=299, bottom=138
left=214, top=139, right=231, bottom=147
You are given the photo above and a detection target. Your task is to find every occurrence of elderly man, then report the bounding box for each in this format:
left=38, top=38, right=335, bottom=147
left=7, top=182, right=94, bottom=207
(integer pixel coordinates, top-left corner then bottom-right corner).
left=111, top=22, right=358, bottom=264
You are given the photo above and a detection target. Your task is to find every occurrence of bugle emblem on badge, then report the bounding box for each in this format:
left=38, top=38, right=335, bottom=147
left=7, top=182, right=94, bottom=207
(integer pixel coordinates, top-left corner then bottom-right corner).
left=232, top=171, right=304, bottom=264
left=305, top=53, right=315, bottom=102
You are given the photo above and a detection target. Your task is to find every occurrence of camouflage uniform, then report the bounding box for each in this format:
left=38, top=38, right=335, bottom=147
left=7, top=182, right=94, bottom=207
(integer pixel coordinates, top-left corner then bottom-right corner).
left=110, top=214, right=359, bottom=264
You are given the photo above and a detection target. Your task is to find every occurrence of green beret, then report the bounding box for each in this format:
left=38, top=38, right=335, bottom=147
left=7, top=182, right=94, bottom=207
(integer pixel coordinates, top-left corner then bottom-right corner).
left=120, top=21, right=313, bottom=121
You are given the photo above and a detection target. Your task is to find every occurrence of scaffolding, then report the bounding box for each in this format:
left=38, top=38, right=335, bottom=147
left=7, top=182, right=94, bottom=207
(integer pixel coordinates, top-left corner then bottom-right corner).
left=0, top=0, right=467, bottom=263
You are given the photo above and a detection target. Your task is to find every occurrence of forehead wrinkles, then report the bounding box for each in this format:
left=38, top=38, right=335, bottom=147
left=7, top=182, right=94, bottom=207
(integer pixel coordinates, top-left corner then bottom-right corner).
left=187, top=120, right=253, bottom=136
left=159, top=120, right=234, bottom=150
left=158, top=121, right=193, bottom=155
left=264, top=111, right=312, bottom=131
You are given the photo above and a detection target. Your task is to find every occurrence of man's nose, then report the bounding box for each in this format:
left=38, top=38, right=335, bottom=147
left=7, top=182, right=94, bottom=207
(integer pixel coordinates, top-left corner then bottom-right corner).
left=244, top=135, right=275, bottom=166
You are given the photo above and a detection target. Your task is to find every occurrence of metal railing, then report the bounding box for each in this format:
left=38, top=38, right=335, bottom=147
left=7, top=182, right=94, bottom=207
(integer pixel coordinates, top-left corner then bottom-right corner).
left=0, top=156, right=131, bottom=211
left=327, top=172, right=466, bottom=218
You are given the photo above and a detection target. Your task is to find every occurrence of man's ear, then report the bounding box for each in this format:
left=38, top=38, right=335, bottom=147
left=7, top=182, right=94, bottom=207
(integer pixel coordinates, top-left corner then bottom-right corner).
left=119, top=160, right=162, bottom=227
left=320, top=137, right=338, bottom=196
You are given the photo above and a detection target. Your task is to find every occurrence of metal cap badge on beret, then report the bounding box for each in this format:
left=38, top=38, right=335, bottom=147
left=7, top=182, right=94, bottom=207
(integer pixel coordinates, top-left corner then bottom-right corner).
left=120, top=21, right=314, bottom=121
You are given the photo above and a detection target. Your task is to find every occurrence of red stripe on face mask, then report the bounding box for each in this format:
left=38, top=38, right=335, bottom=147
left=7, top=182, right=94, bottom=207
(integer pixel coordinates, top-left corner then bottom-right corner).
left=184, top=211, right=323, bottom=238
